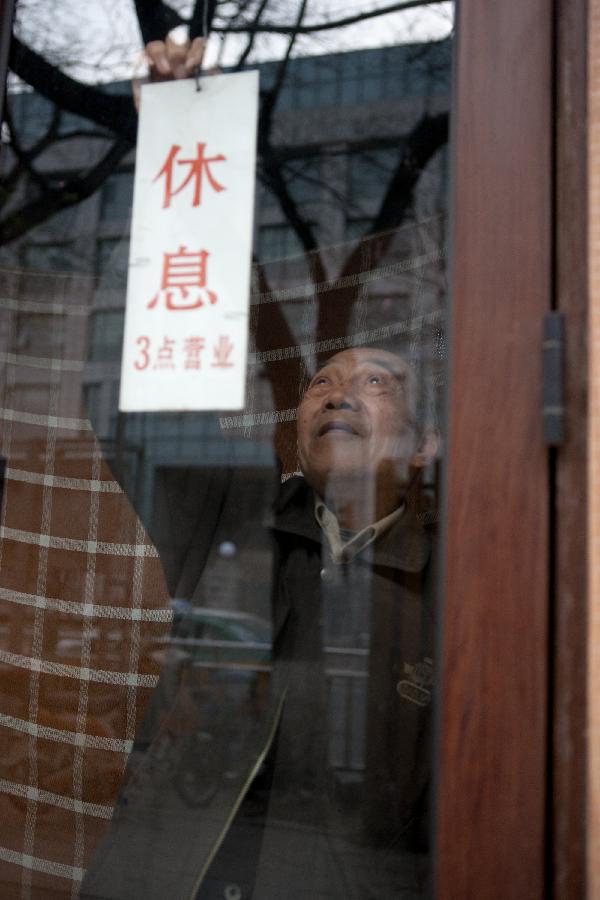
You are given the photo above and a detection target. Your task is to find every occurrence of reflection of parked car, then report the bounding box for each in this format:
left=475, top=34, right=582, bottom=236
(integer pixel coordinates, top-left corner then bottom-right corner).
left=169, top=602, right=272, bottom=669
left=138, top=605, right=273, bottom=807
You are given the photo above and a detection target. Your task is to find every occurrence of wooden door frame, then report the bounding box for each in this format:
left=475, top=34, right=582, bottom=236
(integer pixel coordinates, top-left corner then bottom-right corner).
left=436, top=1, right=553, bottom=898
left=552, top=0, right=588, bottom=897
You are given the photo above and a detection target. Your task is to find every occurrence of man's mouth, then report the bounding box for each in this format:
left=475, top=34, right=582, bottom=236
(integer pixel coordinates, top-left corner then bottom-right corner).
left=317, top=421, right=360, bottom=437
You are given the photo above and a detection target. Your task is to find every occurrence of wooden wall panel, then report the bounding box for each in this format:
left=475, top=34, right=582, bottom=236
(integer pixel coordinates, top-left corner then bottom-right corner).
left=436, top=1, right=552, bottom=898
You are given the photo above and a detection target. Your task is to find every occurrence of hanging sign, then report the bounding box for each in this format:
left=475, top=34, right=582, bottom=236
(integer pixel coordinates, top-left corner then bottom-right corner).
left=119, top=70, right=259, bottom=411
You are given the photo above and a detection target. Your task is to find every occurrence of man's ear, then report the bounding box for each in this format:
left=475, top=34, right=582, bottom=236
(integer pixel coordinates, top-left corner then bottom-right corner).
left=410, top=427, right=441, bottom=468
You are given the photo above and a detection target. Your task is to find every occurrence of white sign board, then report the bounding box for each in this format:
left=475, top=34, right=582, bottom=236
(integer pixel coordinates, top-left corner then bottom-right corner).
left=119, top=70, right=259, bottom=411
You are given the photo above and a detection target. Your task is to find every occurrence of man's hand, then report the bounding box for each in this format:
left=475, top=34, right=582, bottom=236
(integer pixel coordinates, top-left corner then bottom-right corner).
left=145, top=35, right=206, bottom=81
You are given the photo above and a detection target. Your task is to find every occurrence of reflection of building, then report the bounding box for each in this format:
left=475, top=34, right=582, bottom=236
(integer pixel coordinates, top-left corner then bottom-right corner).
left=0, top=40, right=450, bottom=525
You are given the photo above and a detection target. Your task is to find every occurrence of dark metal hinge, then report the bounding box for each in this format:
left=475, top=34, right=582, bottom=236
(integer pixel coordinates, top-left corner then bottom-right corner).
left=542, top=312, right=565, bottom=446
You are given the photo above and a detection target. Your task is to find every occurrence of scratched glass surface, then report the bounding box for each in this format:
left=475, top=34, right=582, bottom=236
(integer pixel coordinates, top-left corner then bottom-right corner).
left=0, top=2, right=453, bottom=898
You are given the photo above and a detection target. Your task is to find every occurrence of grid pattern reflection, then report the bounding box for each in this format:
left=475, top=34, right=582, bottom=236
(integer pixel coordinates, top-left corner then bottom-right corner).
left=0, top=269, right=171, bottom=899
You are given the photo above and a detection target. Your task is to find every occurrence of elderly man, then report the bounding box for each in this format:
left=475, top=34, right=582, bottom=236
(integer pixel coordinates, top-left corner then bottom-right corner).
left=81, top=344, right=438, bottom=900
left=243, top=347, right=438, bottom=900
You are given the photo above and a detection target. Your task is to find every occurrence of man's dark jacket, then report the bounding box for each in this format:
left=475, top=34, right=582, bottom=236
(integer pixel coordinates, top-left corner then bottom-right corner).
left=81, top=475, right=436, bottom=900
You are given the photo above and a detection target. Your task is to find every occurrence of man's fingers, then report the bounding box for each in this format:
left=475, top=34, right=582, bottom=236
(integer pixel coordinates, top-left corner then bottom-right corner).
left=146, top=40, right=171, bottom=76
left=145, top=36, right=207, bottom=80
left=184, top=37, right=206, bottom=72
left=165, top=34, right=189, bottom=79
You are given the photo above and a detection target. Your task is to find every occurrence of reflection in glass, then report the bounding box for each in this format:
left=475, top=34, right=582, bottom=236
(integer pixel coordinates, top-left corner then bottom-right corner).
left=0, top=2, right=453, bottom=897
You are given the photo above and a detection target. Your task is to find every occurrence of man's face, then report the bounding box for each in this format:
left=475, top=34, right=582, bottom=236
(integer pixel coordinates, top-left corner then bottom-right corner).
left=297, top=348, right=421, bottom=495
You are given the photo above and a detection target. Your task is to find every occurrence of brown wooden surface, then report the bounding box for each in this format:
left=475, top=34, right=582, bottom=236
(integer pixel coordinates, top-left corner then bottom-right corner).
left=553, top=0, right=589, bottom=896
left=436, top=1, right=552, bottom=898
left=587, top=4, right=600, bottom=890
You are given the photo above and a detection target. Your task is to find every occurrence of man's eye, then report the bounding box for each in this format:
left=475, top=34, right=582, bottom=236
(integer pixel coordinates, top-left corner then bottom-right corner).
left=312, top=377, right=328, bottom=387
left=367, top=374, right=383, bottom=385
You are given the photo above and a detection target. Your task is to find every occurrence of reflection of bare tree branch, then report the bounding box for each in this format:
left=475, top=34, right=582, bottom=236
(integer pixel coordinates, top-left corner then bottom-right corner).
left=20, top=103, right=61, bottom=157
left=369, top=112, right=448, bottom=238
left=3, top=103, right=58, bottom=193
left=9, top=36, right=137, bottom=143
left=5, top=0, right=450, bottom=381
left=217, top=0, right=446, bottom=34
left=247, top=0, right=324, bottom=431
left=256, top=0, right=327, bottom=287
left=0, top=138, right=130, bottom=244
left=259, top=160, right=319, bottom=257
left=235, top=0, right=271, bottom=69
left=189, top=1, right=218, bottom=40
left=315, top=111, right=448, bottom=345
left=0, top=99, right=126, bottom=240
left=230, top=0, right=263, bottom=34
left=3, top=34, right=136, bottom=245
left=252, top=260, right=299, bottom=460
left=259, top=0, right=307, bottom=131
left=133, top=1, right=185, bottom=44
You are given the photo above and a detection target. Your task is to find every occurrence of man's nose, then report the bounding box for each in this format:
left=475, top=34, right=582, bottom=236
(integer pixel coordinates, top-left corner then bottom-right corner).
left=323, top=385, right=359, bottom=410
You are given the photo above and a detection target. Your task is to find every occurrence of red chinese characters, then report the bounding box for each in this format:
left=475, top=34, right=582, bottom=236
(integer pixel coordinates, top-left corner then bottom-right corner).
left=133, top=138, right=236, bottom=380
left=184, top=337, right=206, bottom=369
left=154, top=143, right=226, bottom=209
left=154, top=337, right=176, bottom=369
left=147, top=246, right=217, bottom=311
left=133, top=336, right=235, bottom=372
left=211, top=335, right=234, bottom=368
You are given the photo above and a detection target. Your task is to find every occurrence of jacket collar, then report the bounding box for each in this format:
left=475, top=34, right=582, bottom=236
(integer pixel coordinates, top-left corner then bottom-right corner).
left=271, top=476, right=321, bottom=543
left=272, top=476, right=432, bottom=574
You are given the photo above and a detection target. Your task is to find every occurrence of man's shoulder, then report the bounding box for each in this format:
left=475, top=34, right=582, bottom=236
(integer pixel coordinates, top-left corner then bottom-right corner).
left=275, top=474, right=311, bottom=509
left=272, top=475, right=321, bottom=543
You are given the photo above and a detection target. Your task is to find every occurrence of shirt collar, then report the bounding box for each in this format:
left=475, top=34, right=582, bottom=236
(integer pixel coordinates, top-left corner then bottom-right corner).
left=272, top=476, right=432, bottom=574
left=314, top=496, right=406, bottom=564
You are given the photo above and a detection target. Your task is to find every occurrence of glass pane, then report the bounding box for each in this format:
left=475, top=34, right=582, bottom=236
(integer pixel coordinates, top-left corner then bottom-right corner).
left=0, top=2, right=454, bottom=897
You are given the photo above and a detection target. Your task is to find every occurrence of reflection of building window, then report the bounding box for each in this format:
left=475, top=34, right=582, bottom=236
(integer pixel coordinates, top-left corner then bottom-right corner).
left=345, top=218, right=373, bottom=242
left=258, top=224, right=305, bottom=262
left=82, top=382, right=102, bottom=422
left=360, top=49, right=390, bottom=102
left=22, top=242, right=77, bottom=273
left=288, top=158, right=322, bottom=205
left=10, top=383, right=49, bottom=412
left=108, top=380, right=121, bottom=432
left=262, top=45, right=442, bottom=112
left=281, top=56, right=340, bottom=109
left=348, top=150, right=398, bottom=205
left=101, top=172, right=134, bottom=222
left=404, top=41, right=453, bottom=97
left=97, top=237, right=130, bottom=280
left=267, top=50, right=397, bottom=111
left=260, top=156, right=322, bottom=210
left=43, top=202, right=78, bottom=232
left=88, top=309, right=124, bottom=361
left=84, top=380, right=120, bottom=440
left=15, top=313, right=64, bottom=355
left=339, top=52, right=365, bottom=105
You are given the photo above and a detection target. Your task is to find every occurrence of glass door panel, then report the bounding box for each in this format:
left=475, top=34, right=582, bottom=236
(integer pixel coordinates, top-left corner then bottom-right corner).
left=0, top=3, right=454, bottom=897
